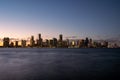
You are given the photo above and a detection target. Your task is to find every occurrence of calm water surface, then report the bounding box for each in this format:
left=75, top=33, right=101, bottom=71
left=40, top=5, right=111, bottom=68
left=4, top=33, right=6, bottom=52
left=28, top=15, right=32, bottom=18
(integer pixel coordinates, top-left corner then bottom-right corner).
left=0, top=48, right=120, bottom=80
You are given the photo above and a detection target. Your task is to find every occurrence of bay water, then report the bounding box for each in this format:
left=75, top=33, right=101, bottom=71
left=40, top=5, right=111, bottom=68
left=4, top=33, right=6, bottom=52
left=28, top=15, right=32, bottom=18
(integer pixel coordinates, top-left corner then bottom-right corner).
left=0, top=48, right=120, bottom=80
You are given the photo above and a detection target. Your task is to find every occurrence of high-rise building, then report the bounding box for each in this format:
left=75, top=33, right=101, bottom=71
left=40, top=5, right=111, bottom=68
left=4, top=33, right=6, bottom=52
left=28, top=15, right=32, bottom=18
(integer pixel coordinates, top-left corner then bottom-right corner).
left=49, top=39, right=53, bottom=48
left=88, top=38, right=93, bottom=48
left=58, top=34, right=63, bottom=47
left=45, top=39, right=49, bottom=47
left=72, top=40, right=75, bottom=46
left=30, top=36, right=35, bottom=47
left=15, top=41, right=18, bottom=48
left=59, top=34, right=63, bottom=42
left=66, top=39, right=69, bottom=47
left=3, top=37, right=10, bottom=47
left=38, top=34, right=41, bottom=40
left=84, top=37, right=89, bottom=48
left=62, top=41, right=68, bottom=48
left=21, top=40, right=26, bottom=47
left=37, top=33, right=42, bottom=47
left=79, top=39, right=85, bottom=48
left=53, top=38, right=57, bottom=47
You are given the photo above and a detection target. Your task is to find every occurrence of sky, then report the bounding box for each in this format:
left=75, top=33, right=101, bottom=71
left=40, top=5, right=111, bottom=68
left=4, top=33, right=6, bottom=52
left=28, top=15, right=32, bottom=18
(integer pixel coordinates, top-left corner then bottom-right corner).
left=0, top=0, right=120, bottom=40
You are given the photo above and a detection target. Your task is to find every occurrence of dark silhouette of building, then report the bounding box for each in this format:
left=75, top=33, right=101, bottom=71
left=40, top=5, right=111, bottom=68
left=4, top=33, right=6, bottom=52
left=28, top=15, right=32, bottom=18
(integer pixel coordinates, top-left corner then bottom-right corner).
left=66, top=39, right=69, bottom=48
left=45, top=39, right=49, bottom=47
left=59, top=34, right=63, bottom=42
left=58, top=34, right=63, bottom=47
left=30, top=36, right=35, bottom=47
left=84, top=37, right=89, bottom=48
left=36, top=33, right=42, bottom=47
left=49, top=39, right=53, bottom=48
left=3, top=37, right=10, bottom=47
left=93, top=42, right=101, bottom=48
left=10, top=42, right=14, bottom=47
left=21, top=40, right=26, bottom=47
left=79, top=39, right=85, bottom=48
left=62, top=41, right=68, bottom=48
left=15, top=41, right=18, bottom=48
left=53, top=38, right=57, bottom=48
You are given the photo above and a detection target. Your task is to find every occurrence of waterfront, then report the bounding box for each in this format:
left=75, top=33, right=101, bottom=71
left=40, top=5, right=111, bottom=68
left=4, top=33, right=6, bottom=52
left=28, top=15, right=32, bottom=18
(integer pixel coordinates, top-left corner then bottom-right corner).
left=0, top=48, right=120, bottom=80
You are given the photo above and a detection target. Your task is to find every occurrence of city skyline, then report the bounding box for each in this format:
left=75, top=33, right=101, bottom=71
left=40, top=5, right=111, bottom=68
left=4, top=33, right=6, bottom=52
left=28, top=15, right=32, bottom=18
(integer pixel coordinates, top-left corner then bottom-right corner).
left=0, top=0, right=120, bottom=40
left=0, top=33, right=119, bottom=48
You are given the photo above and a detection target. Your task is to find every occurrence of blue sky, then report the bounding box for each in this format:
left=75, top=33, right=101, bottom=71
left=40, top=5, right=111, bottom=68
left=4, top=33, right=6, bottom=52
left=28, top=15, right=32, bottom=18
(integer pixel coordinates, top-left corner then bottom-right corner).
left=0, top=0, right=120, bottom=40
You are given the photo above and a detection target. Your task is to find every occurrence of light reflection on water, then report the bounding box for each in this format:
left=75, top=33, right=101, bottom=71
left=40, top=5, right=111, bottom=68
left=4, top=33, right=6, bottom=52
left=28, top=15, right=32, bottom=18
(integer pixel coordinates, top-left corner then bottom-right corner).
left=0, top=48, right=120, bottom=80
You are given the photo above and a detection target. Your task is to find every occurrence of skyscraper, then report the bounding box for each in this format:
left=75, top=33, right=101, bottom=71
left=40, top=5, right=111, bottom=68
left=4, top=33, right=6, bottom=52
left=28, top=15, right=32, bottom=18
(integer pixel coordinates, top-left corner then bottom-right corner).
left=3, top=37, right=10, bottom=47
left=59, top=34, right=63, bottom=42
left=53, top=38, right=57, bottom=48
left=37, top=33, right=42, bottom=47
left=45, top=39, right=49, bottom=47
left=21, top=40, right=26, bottom=47
left=30, top=36, right=35, bottom=47
left=49, top=39, right=53, bottom=48
left=38, top=34, right=41, bottom=40
left=58, top=34, right=63, bottom=47
left=84, top=37, right=89, bottom=48
left=15, top=41, right=18, bottom=48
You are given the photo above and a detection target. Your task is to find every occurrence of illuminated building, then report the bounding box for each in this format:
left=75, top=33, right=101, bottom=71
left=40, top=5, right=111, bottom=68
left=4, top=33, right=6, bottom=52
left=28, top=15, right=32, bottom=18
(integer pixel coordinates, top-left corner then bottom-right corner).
left=72, top=40, right=75, bottom=47
left=3, top=37, right=10, bottom=47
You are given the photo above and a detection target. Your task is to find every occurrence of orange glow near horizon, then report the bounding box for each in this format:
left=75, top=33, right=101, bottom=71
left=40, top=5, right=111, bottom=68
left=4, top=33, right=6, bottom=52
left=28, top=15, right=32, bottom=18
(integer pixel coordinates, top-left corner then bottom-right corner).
left=0, top=41, right=30, bottom=46
left=0, top=42, right=3, bottom=46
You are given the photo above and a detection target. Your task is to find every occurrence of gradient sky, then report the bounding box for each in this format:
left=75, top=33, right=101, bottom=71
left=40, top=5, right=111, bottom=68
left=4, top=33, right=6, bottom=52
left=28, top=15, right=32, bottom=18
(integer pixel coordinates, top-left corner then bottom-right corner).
left=0, top=0, right=120, bottom=40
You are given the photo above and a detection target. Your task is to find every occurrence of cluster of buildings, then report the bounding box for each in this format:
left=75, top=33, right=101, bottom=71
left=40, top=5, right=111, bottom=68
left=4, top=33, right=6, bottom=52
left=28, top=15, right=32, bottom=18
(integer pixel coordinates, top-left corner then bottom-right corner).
left=1, top=33, right=119, bottom=48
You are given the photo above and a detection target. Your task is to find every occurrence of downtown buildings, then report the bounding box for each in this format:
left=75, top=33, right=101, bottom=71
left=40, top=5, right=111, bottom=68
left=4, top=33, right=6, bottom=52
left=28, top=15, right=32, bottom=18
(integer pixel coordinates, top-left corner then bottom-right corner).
left=0, top=33, right=119, bottom=48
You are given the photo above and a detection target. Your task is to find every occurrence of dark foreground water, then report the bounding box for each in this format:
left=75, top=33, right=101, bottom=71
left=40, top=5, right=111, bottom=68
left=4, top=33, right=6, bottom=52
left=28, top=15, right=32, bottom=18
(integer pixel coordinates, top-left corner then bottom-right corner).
left=0, top=48, right=120, bottom=80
